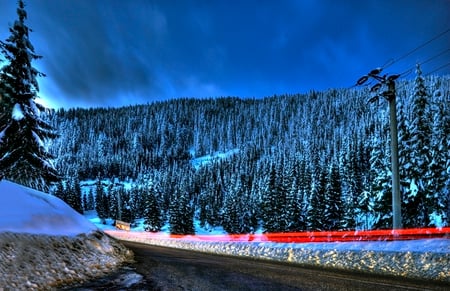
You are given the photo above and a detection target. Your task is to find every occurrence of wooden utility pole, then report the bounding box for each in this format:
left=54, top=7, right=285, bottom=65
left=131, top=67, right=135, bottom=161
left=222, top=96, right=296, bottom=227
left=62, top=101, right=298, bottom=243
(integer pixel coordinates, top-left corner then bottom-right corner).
left=386, top=80, right=402, bottom=229
left=357, top=70, right=402, bottom=229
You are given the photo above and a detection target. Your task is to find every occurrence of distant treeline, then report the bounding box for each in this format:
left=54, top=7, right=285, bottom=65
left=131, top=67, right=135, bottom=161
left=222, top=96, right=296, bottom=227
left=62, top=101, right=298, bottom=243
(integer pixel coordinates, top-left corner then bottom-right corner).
left=49, top=71, right=450, bottom=233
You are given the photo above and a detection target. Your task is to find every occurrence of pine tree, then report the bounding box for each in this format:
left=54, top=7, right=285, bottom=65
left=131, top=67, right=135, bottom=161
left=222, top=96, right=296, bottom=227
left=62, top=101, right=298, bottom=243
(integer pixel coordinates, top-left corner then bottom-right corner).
left=284, top=160, right=304, bottom=231
left=0, top=0, right=59, bottom=190
left=260, top=163, right=286, bottom=232
left=340, top=139, right=367, bottom=230
left=143, top=179, right=163, bottom=232
left=108, top=185, right=119, bottom=220
left=68, top=177, right=83, bottom=214
left=82, top=193, right=88, bottom=212
left=297, top=157, right=311, bottom=230
left=370, top=134, right=392, bottom=229
left=86, top=188, right=95, bottom=211
left=168, top=189, right=194, bottom=235
left=307, top=164, right=327, bottom=231
left=222, top=174, right=255, bottom=234
left=285, top=177, right=303, bottom=231
left=53, top=180, right=66, bottom=201
left=118, top=187, right=133, bottom=223
left=405, top=64, right=433, bottom=227
left=428, top=88, right=450, bottom=226
left=95, top=178, right=108, bottom=223
left=222, top=184, right=240, bottom=234
left=323, top=160, right=343, bottom=230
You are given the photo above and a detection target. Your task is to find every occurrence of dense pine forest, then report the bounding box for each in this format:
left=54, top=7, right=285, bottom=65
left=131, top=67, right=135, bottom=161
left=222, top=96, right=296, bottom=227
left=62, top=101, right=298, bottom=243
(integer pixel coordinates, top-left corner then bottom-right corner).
left=49, top=70, right=450, bottom=234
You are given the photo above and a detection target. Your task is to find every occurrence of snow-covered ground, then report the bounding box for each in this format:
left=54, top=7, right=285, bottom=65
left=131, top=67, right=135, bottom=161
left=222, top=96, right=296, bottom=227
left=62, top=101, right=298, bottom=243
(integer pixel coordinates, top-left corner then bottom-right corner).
left=93, top=209, right=450, bottom=284
left=0, top=180, right=133, bottom=290
left=85, top=190, right=450, bottom=283
left=106, top=230, right=450, bottom=283
left=190, top=148, right=239, bottom=169
left=1, top=179, right=449, bottom=289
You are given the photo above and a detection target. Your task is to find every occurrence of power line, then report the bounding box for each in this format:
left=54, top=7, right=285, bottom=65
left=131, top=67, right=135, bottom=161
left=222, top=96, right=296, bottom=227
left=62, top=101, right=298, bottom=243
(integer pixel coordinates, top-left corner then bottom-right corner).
left=350, top=30, right=450, bottom=88
left=382, top=27, right=450, bottom=70
left=396, top=47, right=450, bottom=77
left=426, top=62, right=450, bottom=75
left=394, top=62, right=450, bottom=94
left=421, top=47, right=450, bottom=65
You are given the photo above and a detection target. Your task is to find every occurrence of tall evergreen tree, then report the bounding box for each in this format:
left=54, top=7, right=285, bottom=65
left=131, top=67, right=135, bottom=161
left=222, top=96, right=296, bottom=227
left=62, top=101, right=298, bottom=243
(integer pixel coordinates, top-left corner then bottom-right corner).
left=68, top=177, right=83, bottom=214
left=0, top=0, right=59, bottom=190
left=260, top=163, right=286, bottom=232
left=143, top=179, right=163, bottom=232
left=168, top=189, right=194, bottom=235
left=284, top=160, right=304, bottom=231
left=95, top=178, right=108, bottom=223
left=428, top=88, right=450, bottom=226
left=307, top=164, right=327, bottom=231
left=285, top=177, right=303, bottom=231
left=53, top=180, right=66, bottom=201
left=108, top=184, right=120, bottom=220
left=86, top=188, right=95, bottom=211
left=370, top=133, right=392, bottom=229
left=404, top=64, right=433, bottom=227
left=222, top=174, right=255, bottom=234
left=324, top=160, right=343, bottom=230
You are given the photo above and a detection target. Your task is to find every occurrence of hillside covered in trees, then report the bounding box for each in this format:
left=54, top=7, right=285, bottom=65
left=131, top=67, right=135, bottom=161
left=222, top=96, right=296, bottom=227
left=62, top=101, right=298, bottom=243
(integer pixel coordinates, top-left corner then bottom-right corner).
left=49, top=70, right=450, bottom=234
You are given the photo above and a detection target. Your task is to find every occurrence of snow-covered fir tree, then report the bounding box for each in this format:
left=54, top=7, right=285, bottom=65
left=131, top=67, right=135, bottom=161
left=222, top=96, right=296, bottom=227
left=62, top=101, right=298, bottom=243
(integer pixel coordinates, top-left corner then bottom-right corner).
left=323, top=160, right=344, bottom=230
left=0, top=0, right=59, bottom=190
left=284, top=159, right=305, bottom=231
left=143, top=178, right=163, bottom=232
left=260, top=163, right=287, bottom=232
left=95, top=178, right=108, bottom=223
left=222, top=173, right=255, bottom=234
left=67, top=177, right=83, bottom=214
left=404, top=64, right=433, bottom=227
left=108, top=184, right=120, bottom=221
left=307, top=162, right=327, bottom=231
left=371, top=132, right=393, bottom=229
left=428, top=85, right=450, bottom=227
left=53, top=180, right=66, bottom=201
left=168, top=188, right=194, bottom=235
left=85, top=188, right=95, bottom=211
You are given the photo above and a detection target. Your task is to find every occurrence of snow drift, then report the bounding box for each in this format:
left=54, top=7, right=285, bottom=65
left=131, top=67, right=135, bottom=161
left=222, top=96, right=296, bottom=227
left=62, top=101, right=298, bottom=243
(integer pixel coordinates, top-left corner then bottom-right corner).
left=0, top=180, right=133, bottom=289
left=0, top=180, right=96, bottom=236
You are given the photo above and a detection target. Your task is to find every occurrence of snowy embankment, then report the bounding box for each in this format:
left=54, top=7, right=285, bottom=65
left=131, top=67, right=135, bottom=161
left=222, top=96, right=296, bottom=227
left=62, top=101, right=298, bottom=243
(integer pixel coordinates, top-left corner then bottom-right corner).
left=106, top=230, right=450, bottom=283
left=0, top=180, right=133, bottom=290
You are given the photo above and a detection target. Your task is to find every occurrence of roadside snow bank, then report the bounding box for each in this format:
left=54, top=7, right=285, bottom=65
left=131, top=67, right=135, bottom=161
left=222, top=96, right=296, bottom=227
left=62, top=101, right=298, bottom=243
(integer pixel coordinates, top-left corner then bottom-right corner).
left=107, top=231, right=450, bottom=283
left=0, top=180, right=133, bottom=290
left=0, top=231, right=133, bottom=290
left=0, top=180, right=97, bottom=236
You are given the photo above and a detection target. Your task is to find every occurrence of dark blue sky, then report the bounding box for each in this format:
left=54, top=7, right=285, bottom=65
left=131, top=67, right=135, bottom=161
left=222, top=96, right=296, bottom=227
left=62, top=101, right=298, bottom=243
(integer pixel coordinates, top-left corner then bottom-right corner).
left=1, top=0, right=449, bottom=109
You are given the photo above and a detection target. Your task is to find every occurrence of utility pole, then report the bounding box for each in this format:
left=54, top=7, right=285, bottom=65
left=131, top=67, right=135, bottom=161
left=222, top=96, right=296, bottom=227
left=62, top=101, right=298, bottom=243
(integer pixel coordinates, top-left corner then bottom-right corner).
left=356, top=69, right=402, bottom=229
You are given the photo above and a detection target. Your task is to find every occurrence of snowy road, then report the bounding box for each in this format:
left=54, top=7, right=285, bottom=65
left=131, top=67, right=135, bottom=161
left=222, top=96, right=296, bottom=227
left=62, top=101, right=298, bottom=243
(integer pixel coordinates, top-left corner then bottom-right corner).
left=119, top=241, right=448, bottom=291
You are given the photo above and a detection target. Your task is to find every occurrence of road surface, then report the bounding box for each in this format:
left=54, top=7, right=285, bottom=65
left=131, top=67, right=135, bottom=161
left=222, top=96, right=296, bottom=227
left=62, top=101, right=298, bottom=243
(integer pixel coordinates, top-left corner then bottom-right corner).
left=117, top=241, right=449, bottom=291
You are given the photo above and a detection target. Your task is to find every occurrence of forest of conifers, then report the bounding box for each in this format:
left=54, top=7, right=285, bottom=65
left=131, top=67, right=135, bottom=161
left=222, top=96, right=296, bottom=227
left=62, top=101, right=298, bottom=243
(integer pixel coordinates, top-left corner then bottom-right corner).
left=49, top=70, right=450, bottom=234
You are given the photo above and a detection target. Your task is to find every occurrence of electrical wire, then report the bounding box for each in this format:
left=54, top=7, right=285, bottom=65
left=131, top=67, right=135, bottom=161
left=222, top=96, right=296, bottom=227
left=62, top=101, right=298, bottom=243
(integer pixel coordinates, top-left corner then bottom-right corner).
left=351, top=28, right=450, bottom=88
left=426, top=62, right=450, bottom=75
left=381, top=27, right=450, bottom=70
left=393, top=62, right=450, bottom=94
left=396, top=47, right=450, bottom=77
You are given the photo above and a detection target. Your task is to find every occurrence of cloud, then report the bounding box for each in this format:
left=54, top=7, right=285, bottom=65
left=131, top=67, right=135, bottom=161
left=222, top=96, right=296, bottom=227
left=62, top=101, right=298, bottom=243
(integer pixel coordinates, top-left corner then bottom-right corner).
left=0, top=0, right=449, bottom=108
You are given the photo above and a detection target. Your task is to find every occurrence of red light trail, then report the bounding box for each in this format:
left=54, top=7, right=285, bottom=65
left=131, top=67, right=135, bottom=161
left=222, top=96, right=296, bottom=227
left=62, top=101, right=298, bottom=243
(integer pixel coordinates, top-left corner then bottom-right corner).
left=107, top=227, right=450, bottom=243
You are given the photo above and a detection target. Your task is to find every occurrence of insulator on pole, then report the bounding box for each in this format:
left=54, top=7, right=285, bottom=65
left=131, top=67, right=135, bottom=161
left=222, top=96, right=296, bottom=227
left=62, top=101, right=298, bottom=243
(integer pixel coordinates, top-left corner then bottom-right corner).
left=356, top=75, right=369, bottom=85
left=368, top=67, right=382, bottom=76
left=368, top=95, right=379, bottom=103
left=370, top=83, right=382, bottom=92
left=388, top=74, right=400, bottom=81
